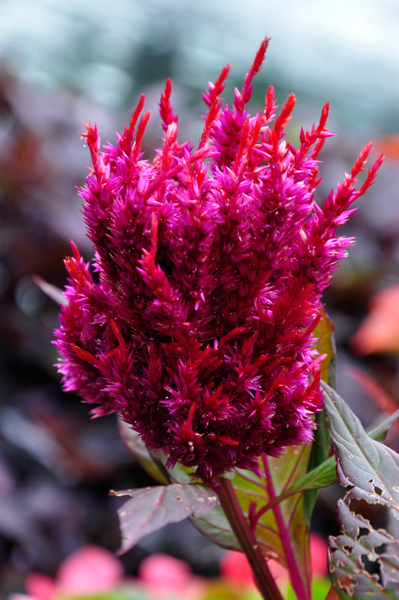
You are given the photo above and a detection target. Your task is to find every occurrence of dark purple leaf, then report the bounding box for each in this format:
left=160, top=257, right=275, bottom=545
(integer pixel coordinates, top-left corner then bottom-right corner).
left=322, top=382, right=399, bottom=508
left=329, top=495, right=399, bottom=598
left=111, top=483, right=218, bottom=554
left=151, top=451, right=240, bottom=551
left=33, top=275, right=67, bottom=305
left=235, top=407, right=399, bottom=512
left=117, top=418, right=169, bottom=485
left=322, top=382, right=399, bottom=598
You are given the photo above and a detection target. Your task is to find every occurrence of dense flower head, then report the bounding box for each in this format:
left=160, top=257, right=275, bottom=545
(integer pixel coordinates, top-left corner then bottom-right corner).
left=54, top=38, right=383, bottom=481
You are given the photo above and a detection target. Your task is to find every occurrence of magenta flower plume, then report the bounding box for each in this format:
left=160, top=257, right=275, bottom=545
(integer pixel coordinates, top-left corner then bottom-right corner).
left=54, top=38, right=383, bottom=481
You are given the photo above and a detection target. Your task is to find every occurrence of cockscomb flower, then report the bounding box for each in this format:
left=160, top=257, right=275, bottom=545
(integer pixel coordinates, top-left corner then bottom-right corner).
left=54, top=38, right=383, bottom=481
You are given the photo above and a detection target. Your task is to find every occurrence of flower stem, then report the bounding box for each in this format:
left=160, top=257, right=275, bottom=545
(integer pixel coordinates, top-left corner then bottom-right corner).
left=325, top=585, right=340, bottom=600
left=212, top=476, right=284, bottom=600
left=263, top=456, right=310, bottom=600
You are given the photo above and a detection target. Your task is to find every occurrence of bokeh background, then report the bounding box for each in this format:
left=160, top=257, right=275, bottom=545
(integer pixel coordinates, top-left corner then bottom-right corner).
left=1, top=0, right=399, bottom=597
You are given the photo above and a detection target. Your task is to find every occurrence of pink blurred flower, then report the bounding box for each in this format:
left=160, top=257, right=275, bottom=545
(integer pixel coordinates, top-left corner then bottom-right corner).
left=139, top=554, right=205, bottom=600
left=55, top=545, right=124, bottom=595
left=10, top=547, right=204, bottom=600
left=220, top=548, right=255, bottom=588
left=220, top=550, right=288, bottom=591
left=310, top=533, right=327, bottom=576
left=11, top=546, right=124, bottom=600
left=24, top=575, right=55, bottom=600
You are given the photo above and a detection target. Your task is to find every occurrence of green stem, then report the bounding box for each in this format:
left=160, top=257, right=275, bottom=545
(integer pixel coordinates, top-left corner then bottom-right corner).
left=211, top=476, right=284, bottom=600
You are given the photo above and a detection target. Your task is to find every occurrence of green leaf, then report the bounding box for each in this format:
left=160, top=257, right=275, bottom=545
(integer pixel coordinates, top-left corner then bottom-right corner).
left=322, top=382, right=399, bottom=598
left=111, top=483, right=218, bottom=554
left=305, top=309, right=336, bottom=522
left=190, top=505, right=239, bottom=551
left=279, top=456, right=337, bottom=498
left=310, top=578, right=334, bottom=600
left=231, top=448, right=313, bottom=600
left=313, top=307, right=337, bottom=389
left=285, top=578, right=332, bottom=600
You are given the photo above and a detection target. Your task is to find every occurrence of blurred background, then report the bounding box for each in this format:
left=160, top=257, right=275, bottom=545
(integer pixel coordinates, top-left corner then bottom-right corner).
left=1, top=0, right=399, bottom=597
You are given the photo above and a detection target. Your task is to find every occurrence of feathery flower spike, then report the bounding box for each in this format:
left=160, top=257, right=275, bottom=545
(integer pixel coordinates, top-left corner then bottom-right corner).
left=55, top=38, right=383, bottom=481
